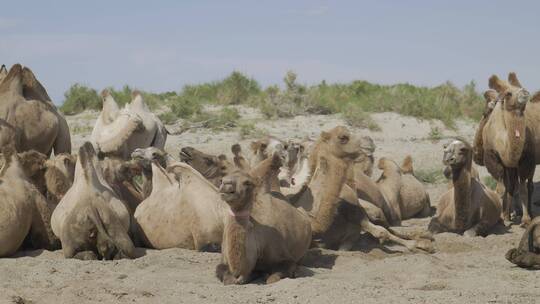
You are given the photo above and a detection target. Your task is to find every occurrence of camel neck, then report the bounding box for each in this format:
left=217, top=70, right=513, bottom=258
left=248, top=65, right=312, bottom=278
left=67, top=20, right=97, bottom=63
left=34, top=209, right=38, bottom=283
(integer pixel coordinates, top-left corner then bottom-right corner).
left=501, top=110, right=527, bottom=167
left=451, top=164, right=472, bottom=231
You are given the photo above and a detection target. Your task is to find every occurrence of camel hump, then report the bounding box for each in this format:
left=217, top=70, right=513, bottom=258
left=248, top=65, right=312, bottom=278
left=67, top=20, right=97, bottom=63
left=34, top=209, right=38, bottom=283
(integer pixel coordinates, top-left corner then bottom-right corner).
left=531, top=91, right=540, bottom=103
left=21, top=66, right=52, bottom=102
left=508, top=72, right=522, bottom=88
left=401, top=155, right=414, bottom=174
left=131, top=90, right=142, bottom=98
left=483, top=89, right=498, bottom=102
left=78, top=142, right=97, bottom=182
left=0, top=64, right=23, bottom=94
left=129, top=91, right=149, bottom=112
left=488, top=75, right=509, bottom=93
left=0, top=64, right=6, bottom=74
left=101, top=89, right=111, bottom=98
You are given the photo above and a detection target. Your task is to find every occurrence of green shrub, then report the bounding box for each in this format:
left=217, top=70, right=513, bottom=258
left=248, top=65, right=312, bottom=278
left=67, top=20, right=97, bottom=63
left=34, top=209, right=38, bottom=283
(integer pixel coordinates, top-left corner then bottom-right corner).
left=415, top=168, right=445, bottom=184
left=483, top=176, right=497, bottom=190
left=342, top=104, right=380, bottom=131
left=60, top=84, right=101, bottom=114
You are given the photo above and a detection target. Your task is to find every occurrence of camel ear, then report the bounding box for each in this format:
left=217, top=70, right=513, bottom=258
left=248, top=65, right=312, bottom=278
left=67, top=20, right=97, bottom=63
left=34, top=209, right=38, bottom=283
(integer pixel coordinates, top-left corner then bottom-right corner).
left=250, top=141, right=260, bottom=153
left=321, top=131, right=331, bottom=142
left=488, top=75, right=508, bottom=93
left=401, top=155, right=413, bottom=174
left=530, top=91, right=540, bottom=103
left=508, top=72, right=522, bottom=88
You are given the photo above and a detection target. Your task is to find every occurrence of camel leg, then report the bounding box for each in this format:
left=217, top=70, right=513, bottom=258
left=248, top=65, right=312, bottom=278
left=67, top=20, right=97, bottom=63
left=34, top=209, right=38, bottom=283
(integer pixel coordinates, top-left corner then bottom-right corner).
left=519, top=181, right=531, bottom=227
left=502, top=169, right=517, bottom=224
left=266, top=262, right=297, bottom=284
left=360, top=218, right=434, bottom=253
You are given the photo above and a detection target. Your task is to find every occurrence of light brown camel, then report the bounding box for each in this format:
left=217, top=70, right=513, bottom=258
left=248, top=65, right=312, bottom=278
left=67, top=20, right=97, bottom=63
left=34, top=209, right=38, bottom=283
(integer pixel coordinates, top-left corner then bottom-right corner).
left=481, top=73, right=536, bottom=225
left=473, top=90, right=498, bottom=166
left=293, top=126, right=433, bottom=252
left=0, top=148, right=58, bottom=257
left=506, top=217, right=540, bottom=268
left=215, top=167, right=311, bottom=285
left=51, top=143, right=134, bottom=259
left=249, top=136, right=287, bottom=166
left=91, top=90, right=167, bottom=159
left=429, top=139, right=502, bottom=236
left=0, top=64, right=71, bottom=155
left=179, top=146, right=232, bottom=187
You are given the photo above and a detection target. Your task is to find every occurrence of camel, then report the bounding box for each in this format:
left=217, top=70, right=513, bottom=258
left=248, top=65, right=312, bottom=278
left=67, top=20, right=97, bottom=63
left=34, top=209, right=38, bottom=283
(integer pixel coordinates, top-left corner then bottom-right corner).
left=91, top=90, right=167, bottom=160
left=231, top=143, right=251, bottom=171
left=179, top=146, right=232, bottom=187
left=506, top=217, right=540, bottom=268
left=293, top=126, right=433, bottom=252
left=249, top=136, right=287, bottom=166
left=0, top=64, right=7, bottom=84
left=0, top=151, right=76, bottom=204
left=481, top=73, right=536, bottom=226
left=0, top=64, right=71, bottom=155
left=473, top=90, right=498, bottom=166
left=216, top=164, right=311, bottom=285
left=0, top=148, right=58, bottom=257
left=51, top=143, right=134, bottom=259
left=428, top=139, right=502, bottom=236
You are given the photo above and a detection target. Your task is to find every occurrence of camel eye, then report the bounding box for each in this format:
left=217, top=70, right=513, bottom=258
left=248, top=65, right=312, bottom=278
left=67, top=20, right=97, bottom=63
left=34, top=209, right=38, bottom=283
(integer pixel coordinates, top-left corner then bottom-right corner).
left=339, top=135, right=349, bottom=144
left=506, top=92, right=513, bottom=98
left=243, top=181, right=253, bottom=187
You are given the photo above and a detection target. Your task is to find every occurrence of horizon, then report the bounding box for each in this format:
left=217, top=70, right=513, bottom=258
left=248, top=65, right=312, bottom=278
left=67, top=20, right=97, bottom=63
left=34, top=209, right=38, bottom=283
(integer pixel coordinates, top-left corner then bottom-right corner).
left=2, top=1, right=540, bottom=104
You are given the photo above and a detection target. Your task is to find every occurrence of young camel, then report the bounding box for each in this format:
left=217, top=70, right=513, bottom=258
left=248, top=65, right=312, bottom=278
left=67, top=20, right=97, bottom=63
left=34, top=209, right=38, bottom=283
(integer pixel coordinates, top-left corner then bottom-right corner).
left=216, top=166, right=311, bottom=285
left=481, top=74, right=536, bottom=226
left=293, top=126, right=433, bottom=252
left=429, top=139, right=502, bottom=236
left=0, top=148, right=58, bottom=257
left=179, top=146, right=232, bottom=187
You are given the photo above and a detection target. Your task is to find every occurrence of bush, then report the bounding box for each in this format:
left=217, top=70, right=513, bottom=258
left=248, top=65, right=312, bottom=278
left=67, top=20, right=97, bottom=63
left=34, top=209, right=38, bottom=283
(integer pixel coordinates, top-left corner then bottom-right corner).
left=342, top=104, right=380, bottom=131
left=60, top=84, right=101, bottom=114
left=415, top=168, right=445, bottom=184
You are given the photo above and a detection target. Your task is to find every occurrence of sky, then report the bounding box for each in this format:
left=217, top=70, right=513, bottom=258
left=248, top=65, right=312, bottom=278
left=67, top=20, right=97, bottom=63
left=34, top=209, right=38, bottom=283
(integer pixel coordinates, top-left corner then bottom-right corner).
left=1, top=0, right=540, bottom=104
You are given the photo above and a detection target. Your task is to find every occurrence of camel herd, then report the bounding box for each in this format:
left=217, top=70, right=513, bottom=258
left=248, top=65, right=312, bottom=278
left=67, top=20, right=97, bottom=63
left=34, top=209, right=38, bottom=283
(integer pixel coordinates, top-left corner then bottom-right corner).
left=1, top=63, right=540, bottom=286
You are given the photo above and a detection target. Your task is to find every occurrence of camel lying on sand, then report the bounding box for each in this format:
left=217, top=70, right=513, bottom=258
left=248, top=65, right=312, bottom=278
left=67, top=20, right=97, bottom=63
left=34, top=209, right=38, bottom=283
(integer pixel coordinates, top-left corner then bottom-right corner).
left=0, top=64, right=71, bottom=155
left=216, top=165, right=311, bottom=285
left=429, top=139, right=502, bottom=236
left=51, top=143, right=134, bottom=259
left=0, top=149, right=58, bottom=257
left=91, top=90, right=167, bottom=159
left=179, top=146, right=232, bottom=187
left=480, top=73, right=537, bottom=226
left=294, top=126, right=433, bottom=252
left=506, top=217, right=540, bottom=268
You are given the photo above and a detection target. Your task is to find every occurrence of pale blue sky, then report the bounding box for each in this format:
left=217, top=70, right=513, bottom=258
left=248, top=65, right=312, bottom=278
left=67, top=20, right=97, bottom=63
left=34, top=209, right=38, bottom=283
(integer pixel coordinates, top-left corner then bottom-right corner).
left=1, top=1, right=539, bottom=103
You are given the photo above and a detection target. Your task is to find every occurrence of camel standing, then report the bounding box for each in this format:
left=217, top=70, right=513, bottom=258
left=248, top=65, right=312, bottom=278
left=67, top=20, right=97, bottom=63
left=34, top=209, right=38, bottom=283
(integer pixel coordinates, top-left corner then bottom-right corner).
left=481, top=74, right=536, bottom=225
left=429, top=139, right=502, bottom=236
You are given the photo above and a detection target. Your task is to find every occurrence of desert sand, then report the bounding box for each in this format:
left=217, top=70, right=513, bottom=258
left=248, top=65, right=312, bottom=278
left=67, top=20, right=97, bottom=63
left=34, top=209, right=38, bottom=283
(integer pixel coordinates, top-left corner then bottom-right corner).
left=2, top=108, right=539, bottom=304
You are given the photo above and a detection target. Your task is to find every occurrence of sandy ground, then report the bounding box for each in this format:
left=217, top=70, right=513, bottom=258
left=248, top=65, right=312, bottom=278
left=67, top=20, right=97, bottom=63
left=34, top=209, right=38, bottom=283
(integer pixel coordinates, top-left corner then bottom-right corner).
left=2, top=108, right=540, bottom=304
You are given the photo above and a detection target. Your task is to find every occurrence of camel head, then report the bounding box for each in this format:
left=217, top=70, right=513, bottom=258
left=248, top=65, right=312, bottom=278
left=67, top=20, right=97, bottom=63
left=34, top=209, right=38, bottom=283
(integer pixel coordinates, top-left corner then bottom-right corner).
left=443, top=139, right=472, bottom=170
left=131, top=147, right=168, bottom=170
left=219, top=169, right=258, bottom=214
left=44, top=153, right=76, bottom=202
left=488, top=73, right=530, bottom=114
left=179, top=147, right=232, bottom=183
left=17, top=150, right=48, bottom=179
left=320, top=126, right=364, bottom=161
left=284, top=140, right=304, bottom=169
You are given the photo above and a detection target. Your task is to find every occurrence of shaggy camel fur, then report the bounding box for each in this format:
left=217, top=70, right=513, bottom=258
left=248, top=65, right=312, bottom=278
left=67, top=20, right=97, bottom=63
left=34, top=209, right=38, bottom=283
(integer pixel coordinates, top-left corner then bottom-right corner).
left=473, top=90, right=498, bottom=166
left=0, top=151, right=76, bottom=204
left=429, top=139, right=502, bottom=236
left=506, top=217, right=540, bottom=268
left=481, top=73, right=535, bottom=225
left=91, top=90, right=167, bottom=159
left=216, top=167, right=311, bottom=285
left=51, top=143, right=134, bottom=259
left=0, top=149, right=58, bottom=257
left=0, top=64, right=7, bottom=84
left=179, top=146, right=232, bottom=187
left=0, top=64, right=71, bottom=155
left=293, top=126, right=433, bottom=252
